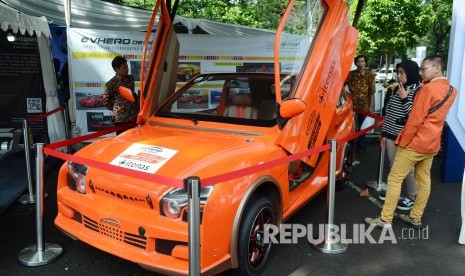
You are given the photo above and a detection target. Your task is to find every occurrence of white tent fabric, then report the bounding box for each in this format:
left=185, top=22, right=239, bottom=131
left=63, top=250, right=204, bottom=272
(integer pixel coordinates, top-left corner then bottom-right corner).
left=0, top=3, right=50, bottom=37
left=0, top=3, right=66, bottom=146
left=0, top=0, right=274, bottom=35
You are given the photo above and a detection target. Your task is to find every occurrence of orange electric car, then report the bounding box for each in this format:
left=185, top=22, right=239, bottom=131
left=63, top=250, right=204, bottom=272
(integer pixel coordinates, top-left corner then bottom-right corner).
left=55, top=0, right=358, bottom=275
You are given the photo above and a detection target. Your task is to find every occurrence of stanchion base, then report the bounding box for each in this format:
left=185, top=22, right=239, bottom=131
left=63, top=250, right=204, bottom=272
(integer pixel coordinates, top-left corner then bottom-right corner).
left=18, top=243, right=63, bottom=266
left=366, top=180, right=387, bottom=192
left=17, top=193, right=48, bottom=205
left=311, top=240, right=347, bottom=254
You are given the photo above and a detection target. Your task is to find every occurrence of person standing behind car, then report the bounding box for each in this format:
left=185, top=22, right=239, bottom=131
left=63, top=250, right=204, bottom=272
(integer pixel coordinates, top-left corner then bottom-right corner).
left=365, top=55, right=458, bottom=229
left=344, top=54, right=376, bottom=154
left=380, top=60, right=422, bottom=211
left=103, top=56, right=137, bottom=135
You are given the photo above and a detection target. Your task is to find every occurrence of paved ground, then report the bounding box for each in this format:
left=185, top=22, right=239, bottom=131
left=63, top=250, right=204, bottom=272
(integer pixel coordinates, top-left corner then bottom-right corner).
left=0, top=140, right=464, bottom=275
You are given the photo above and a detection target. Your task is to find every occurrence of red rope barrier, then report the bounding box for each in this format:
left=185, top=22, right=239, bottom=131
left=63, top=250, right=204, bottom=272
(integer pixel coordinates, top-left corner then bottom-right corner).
left=44, top=147, right=183, bottom=188
left=338, top=109, right=384, bottom=144
left=45, top=110, right=383, bottom=189
left=47, top=122, right=136, bottom=149
left=28, top=105, right=65, bottom=124
left=201, top=144, right=330, bottom=186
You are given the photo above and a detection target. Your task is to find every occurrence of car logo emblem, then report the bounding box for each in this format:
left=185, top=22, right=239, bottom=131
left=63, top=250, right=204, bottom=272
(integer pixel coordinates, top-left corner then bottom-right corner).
left=100, top=218, right=121, bottom=228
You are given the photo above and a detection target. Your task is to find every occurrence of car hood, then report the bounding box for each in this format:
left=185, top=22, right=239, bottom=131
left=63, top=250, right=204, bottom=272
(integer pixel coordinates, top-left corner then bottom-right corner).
left=76, top=124, right=269, bottom=183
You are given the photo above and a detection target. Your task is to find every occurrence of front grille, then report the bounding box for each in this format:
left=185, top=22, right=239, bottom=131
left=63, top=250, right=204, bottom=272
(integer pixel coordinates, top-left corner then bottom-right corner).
left=100, top=222, right=123, bottom=241
left=83, top=216, right=147, bottom=249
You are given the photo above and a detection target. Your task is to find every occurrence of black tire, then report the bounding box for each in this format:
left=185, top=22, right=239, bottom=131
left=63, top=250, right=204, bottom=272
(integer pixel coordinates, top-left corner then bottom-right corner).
left=236, top=195, right=276, bottom=276
left=336, top=143, right=353, bottom=190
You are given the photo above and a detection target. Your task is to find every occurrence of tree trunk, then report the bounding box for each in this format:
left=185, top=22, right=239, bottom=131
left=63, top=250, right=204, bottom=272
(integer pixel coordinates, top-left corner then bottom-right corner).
left=352, top=0, right=365, bottom=28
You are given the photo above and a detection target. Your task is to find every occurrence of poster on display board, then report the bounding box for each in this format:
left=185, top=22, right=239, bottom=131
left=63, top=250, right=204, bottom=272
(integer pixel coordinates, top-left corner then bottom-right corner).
left=0, top=30, right=46, bottom=138
left=69, top=28, right=309, bottom=135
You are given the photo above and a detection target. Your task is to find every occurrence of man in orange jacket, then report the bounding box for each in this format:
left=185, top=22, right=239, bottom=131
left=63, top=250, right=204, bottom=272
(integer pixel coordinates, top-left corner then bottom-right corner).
left=365, top=55, right=458, bottom=229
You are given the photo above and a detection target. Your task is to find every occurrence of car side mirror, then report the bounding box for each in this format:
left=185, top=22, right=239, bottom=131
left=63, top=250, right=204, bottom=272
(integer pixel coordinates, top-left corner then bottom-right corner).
left=118, top=86, right=135, bottom=103
left=279, top=98, right=306, bottom=118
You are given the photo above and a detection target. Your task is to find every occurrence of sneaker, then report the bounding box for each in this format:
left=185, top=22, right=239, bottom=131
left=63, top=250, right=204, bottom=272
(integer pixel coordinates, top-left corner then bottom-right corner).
left=399, top=214, right=423, bottom=229
left=364, top=217, right=392, bottom=229
left=397, top=197, right=414, bottom=210
left=378, top=194, right=386, bottom=201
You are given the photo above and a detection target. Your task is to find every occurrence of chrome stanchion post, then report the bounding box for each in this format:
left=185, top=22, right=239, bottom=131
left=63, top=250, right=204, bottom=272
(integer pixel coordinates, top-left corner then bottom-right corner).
left=311, top=139, right=347, bottom=253
left=18, top=118, right=35, bottom=204
left=186, top=176, right=201, bottom=276
left=366, top=146, right=387, bottom=192
left=63, top=104, right=71, bottom=153
left=378, top=88, right=384, bottom=115
left=352, top=113, right=361, bottom=166
left=18, top=143, right=63, bottom=266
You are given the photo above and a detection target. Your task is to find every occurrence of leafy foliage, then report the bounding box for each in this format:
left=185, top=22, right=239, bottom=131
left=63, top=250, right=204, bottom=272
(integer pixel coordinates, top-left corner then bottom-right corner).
left=175, top=0, right=289, bottom=30
left=356, top=0, right=429, bottom=63
left=420, top=0, right=453, bottom=59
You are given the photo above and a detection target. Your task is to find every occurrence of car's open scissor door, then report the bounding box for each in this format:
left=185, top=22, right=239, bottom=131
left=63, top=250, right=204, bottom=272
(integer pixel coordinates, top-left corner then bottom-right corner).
left=274, top=0, right=358, bottom=167
left=138, top=0, right=179, bottom=124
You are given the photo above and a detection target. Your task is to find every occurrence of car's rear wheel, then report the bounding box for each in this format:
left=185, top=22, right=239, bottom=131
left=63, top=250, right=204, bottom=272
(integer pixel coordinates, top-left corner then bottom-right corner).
left=336, top=143, right=353, bottom=190
left=237, top=194, right=275, bottom=276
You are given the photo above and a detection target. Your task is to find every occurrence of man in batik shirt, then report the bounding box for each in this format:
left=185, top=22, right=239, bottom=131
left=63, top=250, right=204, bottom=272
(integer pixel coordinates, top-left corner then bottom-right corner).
left=345, top=54, right=376, bottom=153
left=103, top=56, right=137, bottom=135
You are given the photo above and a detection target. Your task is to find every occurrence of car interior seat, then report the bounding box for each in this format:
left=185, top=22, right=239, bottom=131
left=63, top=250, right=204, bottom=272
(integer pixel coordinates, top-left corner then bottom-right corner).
left=223, top=93, right=258, bottom=119
left=258, top=84, right=278, bottom=120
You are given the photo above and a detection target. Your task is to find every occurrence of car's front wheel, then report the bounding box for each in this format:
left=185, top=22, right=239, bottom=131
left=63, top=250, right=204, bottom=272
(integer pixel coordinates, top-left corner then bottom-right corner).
left=236, top=194, right=275, bottom=276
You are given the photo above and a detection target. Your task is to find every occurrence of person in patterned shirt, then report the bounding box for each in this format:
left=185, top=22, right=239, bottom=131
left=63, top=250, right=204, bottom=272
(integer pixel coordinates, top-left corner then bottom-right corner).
left=103, top=56, right=138, bottom=135
left=344, top=54, right=376, bottom=153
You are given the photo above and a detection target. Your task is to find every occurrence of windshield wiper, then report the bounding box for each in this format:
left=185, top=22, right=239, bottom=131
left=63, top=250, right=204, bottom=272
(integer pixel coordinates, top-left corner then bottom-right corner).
left=158, top=112, right=198, bottom=125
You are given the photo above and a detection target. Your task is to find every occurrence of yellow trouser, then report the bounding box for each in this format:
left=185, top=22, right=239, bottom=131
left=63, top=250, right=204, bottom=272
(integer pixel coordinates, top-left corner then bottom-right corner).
left=381, top=147, right=436, bottom=222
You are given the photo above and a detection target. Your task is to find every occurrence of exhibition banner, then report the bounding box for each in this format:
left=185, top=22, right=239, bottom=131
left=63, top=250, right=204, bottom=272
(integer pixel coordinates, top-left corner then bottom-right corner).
left=69, top=28, right=308, bottom=135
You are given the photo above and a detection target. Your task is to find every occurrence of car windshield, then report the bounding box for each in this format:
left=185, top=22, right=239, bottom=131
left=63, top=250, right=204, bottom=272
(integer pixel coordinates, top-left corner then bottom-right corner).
left=156, top=73, right=295, bottom=126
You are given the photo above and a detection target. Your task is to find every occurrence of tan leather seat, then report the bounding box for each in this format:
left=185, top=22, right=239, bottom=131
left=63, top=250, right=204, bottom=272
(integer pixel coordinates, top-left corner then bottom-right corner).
left=223, top=93, right=258, bottom=119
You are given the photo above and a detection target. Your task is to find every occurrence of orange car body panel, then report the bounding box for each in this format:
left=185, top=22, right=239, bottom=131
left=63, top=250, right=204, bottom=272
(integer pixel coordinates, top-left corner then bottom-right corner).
left=55, top=0, right=358, bottom=275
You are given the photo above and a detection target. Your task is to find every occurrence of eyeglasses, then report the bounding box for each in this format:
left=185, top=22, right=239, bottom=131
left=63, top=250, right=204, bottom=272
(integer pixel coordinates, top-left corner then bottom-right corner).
left=420, top=64, right=437, bottom=72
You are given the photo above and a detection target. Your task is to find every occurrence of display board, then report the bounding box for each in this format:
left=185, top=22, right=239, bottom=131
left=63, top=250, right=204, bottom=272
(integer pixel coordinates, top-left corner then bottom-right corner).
left=69, top=28, right=308, bottom=135
left=0, top=30, right=47, bottom=137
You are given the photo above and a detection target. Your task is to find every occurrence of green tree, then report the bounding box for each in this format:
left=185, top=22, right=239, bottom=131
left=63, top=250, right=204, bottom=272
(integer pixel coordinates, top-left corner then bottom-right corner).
left=105, top=0, right=154, bottom=10
left=421, top=0, right=453, bottom=60
left=356, top=0, right=430, bottom=82
left=175, top=0, right=289, bottom=30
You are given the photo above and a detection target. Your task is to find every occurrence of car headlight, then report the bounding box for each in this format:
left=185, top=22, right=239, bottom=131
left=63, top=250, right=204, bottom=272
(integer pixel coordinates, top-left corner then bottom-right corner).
left=160, top=186, right=213, bottom=219
left=67, top=162, right=89, bottom=194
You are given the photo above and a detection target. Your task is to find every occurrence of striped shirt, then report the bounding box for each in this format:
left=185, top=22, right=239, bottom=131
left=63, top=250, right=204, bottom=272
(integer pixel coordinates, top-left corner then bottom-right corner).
left=381, top=82, right=421, bottom=140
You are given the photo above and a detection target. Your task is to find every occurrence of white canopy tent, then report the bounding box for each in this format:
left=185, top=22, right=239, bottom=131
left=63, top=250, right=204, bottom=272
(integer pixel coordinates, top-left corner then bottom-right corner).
left=0, top=0, right=275, bottom=35
left=0, top=3, right=66, bottom=145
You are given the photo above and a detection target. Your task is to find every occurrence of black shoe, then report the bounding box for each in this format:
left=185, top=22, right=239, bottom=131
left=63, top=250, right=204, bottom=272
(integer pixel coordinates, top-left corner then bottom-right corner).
left=397, top=197, right=414, bottom=210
